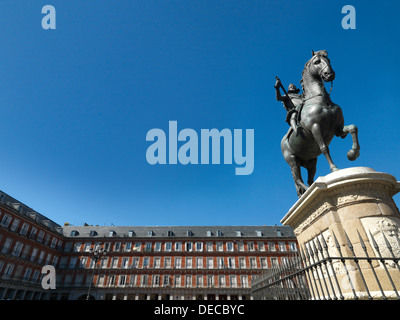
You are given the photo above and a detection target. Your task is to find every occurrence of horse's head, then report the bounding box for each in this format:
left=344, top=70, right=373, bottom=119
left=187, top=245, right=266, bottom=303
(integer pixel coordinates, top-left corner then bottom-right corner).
left=306, top=50, right=335, bottom=82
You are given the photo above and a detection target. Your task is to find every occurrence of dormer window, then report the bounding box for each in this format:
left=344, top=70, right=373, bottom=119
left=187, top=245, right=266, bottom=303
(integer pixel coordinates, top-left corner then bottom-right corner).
left=256, top=230, right=262, bottom=237
left=148, top=230, right=154, bottom=237
left=89, top=230, right=97, bottom=237
left=128, top=230, right=135, bottom=237
left=187, top=230, right=193, bottom=237
left=167, top=230, right=174, bottom=237
left=217, top=230, right=222, bottom=237
left=109, top=230, right=116, bottom=237
left=207, top=230, right=212, bottom=237
left=236, top=230, right=242, bottom=237
left=70, top=230, right=79, bottom=237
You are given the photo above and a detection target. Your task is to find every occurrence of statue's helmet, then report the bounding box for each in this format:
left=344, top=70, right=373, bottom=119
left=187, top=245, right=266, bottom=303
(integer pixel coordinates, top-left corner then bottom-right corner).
left=288, top=84, right=300, bottom=93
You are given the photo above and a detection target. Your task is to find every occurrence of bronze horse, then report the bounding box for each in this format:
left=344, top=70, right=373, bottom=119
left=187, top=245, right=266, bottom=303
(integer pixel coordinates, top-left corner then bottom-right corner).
left=281, top=50, right=360, bottom=197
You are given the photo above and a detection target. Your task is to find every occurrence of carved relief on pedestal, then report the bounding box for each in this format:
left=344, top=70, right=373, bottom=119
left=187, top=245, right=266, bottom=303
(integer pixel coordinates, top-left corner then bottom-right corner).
left=361, top=216, right=400, bottom=268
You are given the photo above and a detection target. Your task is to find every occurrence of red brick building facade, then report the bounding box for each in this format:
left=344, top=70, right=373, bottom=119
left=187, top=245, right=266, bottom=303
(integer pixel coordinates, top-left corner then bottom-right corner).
left=0, top=190, right=298, bottom=300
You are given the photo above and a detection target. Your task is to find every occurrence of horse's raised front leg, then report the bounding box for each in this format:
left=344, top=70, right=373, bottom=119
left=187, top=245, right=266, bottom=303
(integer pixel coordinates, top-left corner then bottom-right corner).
left=338, top=124, right=360, bottom=161
left=311, top=123, right=338, bottom=172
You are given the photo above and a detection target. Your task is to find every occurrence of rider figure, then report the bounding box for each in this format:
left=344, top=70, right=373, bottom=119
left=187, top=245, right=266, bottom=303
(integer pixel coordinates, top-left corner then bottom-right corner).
left=275, top=78, right=303, bottom=136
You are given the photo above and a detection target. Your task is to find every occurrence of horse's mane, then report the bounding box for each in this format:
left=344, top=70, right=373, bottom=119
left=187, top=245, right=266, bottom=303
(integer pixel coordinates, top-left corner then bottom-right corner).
left=300, top=50, right=329, bottom=94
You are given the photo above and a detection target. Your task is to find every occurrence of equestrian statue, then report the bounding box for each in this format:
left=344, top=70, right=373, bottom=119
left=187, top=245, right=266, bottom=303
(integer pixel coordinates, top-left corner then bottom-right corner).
left=276, top=50, right=360, bottom=197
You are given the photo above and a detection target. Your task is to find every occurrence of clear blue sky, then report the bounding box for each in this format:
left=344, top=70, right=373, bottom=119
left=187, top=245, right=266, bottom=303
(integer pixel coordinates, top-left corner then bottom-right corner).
left=0, top=1, right=399, bottom=227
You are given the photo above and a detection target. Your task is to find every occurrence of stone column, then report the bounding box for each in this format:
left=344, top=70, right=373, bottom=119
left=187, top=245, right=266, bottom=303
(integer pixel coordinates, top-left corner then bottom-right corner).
left=281, top=167, right=400, bottom=299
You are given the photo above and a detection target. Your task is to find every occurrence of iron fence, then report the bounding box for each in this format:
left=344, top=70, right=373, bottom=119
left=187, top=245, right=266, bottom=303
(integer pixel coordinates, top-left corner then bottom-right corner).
left=251, top=229, right=400, bottom=300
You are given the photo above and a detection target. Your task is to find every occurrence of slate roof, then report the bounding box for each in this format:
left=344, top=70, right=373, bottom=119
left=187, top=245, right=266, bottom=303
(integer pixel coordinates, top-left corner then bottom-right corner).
left=62, top=225, right=295, bottom=239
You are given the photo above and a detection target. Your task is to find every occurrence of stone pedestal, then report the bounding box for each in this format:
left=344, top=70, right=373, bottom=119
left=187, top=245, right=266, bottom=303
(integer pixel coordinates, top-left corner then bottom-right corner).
left=281, top=167, right=400, bottom=299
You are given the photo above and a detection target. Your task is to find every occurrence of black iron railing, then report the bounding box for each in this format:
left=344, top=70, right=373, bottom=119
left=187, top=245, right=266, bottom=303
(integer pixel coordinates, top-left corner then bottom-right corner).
left=251, top=230, right=400, bottom=300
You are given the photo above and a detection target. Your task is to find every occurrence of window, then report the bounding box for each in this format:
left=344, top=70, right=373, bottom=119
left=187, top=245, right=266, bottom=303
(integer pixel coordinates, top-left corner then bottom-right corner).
left=163, top=275, right=171, bottom=287
left=218, top=275, right=226, bottom=287
left=108, top=275, right=116, bottom=286
left=175, top=257, right=182, bottom=269
left=186, top=257, right=192, bottom=269
left=89, top=230, right=97, bottom=237
left=37, top=231, right=45, bottom=243
left=256, top=230, right=262, bottom=237
left=185, top=275, right=192, bottom=287
left=257, top=242, right=265, bottom=252
left=174, top=275, right=181, bottom=287
left=207, top=275, right=214, bottom=287
left=175, top=242, right=182, bottom=252
left=238, top=241, right=244, bottom=252
left=114, top=242, right=121, bottom=251
left=187, top=230, right=193, bottom=237
left=20, top=222, right=29, bottom=235
left=260, top=258, right=268, bottom=269
left=230, top=275, right=237, bottom=288
left=2, top=238, right=12, bottom=253
left=23, top=268, right=32, bottom=281
left=268, top=242, right=276, bottom=251
left=154, top=242, right=162, bottom=252
left=50, top=237, right=58, bottom=249
left=141, top=275, right=148, bottom=287
left=207, top=257, right=214, bottom=269
left=227, top=257, right=235, bottom=269
left=125, top=242, right=132, bottom=252
left=195, top=242, right=203, bottom=252
left=84, top=242, right=92, bottom=252
left=236, top=230, right=242, bottom=237
left=206, top=242, right=213, bottom=252
left=133, top=242, right=141, bottom=252
left=185, top=242, right=193, bottom=252
left=217, top=230, right=222, bottom=237
left=216, top=242, right=223, bottom=252
left=4, top=263, right=14, bottom=278
left=68, top=256, right=77, bottom=268
left=167, top=230, right=174, bottom=237
left=30, top=248, right=38, bottom=262
left=128, top=230, right=135, bottom=237
left=143, top=257, right=150, bottom=268
left=226, top=242, right=234, bottom=252
left=152, top=275, right=160, bottom=287
left=241, top=276, right=249, bottom=288
left=130, top=275, right=137, bottom=286
left=132, top=258, right=139, bottom=269
left=73, top=242, right=82, bottom=252
left=147, top=230, right=154, bottom=237
left=144, top=242, right=152, bottom=252
left=196, top=257, right=203, bottom=269
left=279, top=242, right=287, bottom=251
left=29, top=227, right=37, bottom=239
left=271, top=257, right=278, bottom=267
left=196, top=275, right=203, bottom=288
left=239, top=257, right=246, bottom=269
left=0, top=214, right=11, bottom=228
left=164, top=242, right=172, bottom=252
left=122, top=257, right=129, bottom=269
left=70, top=230, right=79, bottom=237
left=249, top=257, right=257, bottom=269
left=247, top=242, right=255, bottom=251
left=10, top=219, right=20, bottom=232
left=289, top=242, right=297, bottom=252
left=277, top=229, right=282, bottom=237
left=217, top=257, right=225, bottom=269
left=11, top=242, right=23, bottom=257
left=206, top=230, right=212, bottom=237
left=109, top=230, right=116, bottom=237
left=164, top=257, right=171, bottom=269
left=154, top=257, right=161, bottom=269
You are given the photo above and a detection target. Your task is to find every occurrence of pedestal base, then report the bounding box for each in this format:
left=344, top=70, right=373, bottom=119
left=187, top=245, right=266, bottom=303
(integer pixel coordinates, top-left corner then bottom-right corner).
left=281, top=167, right=400, bottom=299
